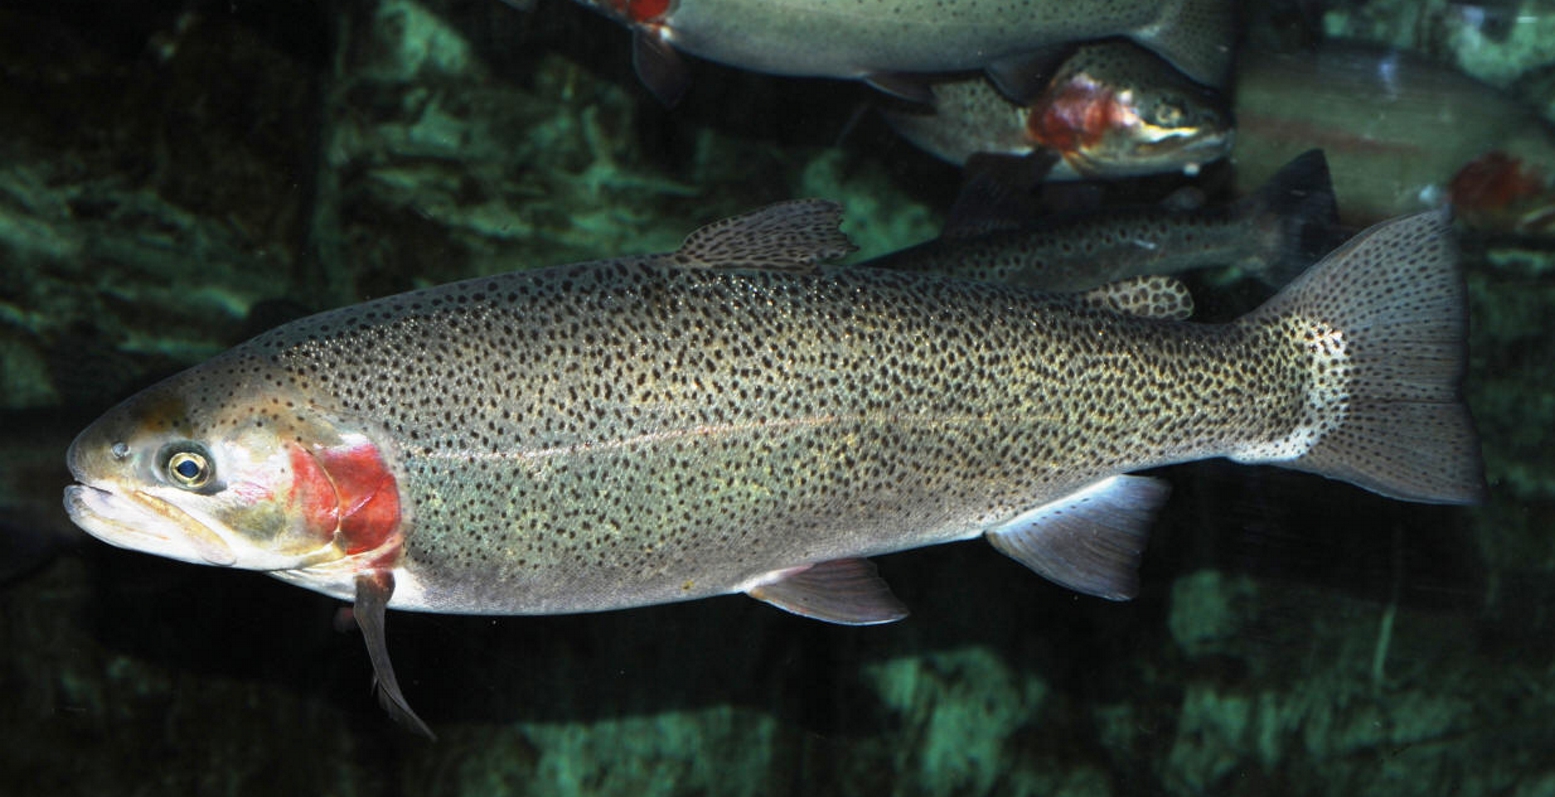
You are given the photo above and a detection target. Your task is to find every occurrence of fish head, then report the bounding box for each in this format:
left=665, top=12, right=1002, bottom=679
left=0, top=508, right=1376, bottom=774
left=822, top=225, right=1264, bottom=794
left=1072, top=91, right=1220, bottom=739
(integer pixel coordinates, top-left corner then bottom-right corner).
left=1026, top=48, right=1234, bottom=178
left=63, top=356, right=394, bottom=573
left=1111, top=82, right=1234, bottom=169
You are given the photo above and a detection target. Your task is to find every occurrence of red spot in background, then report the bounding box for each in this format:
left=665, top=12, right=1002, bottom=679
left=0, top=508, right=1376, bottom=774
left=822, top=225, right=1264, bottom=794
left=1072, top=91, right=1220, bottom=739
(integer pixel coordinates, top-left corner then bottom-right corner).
left=628, top=0, right=671, bottom=22
left=1451, top=151, right=1544, bottom=211
left=1450, top=151, right=1555, bottom=231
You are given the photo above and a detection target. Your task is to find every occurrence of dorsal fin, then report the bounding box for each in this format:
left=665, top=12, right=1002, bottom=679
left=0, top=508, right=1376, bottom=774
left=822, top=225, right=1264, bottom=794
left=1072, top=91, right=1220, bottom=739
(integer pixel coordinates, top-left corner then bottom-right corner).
left=670, top=199, right=857, bottom=271
left=942, top=152, right=1059, bottom=239
left=1078, top=276, right=1194, bottom=320
left=985, top=48, right=1070, bottom=104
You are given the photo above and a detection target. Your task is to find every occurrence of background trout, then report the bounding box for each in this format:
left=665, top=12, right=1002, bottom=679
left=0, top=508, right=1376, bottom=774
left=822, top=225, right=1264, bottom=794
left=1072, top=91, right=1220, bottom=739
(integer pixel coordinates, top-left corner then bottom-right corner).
left=1234, top=41, right=1555, bottom=232
left=882, top=41, right=1234, bottom=177
left=865, top=150, right=1341, bottom=293
left=63, top=200, right=1482, bottom=735
left=569, top=0, right=1231, bottom=105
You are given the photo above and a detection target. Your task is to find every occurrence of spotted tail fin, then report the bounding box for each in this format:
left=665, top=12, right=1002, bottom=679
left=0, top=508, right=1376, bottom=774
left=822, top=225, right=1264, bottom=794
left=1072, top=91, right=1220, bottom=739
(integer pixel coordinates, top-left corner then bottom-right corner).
left=1233, top=209, right=1485, bottom=504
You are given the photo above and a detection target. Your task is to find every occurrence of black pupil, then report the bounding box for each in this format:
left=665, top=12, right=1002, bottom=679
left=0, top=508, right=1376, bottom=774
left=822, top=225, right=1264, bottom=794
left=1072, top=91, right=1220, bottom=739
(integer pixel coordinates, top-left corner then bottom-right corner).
left=175, top=459, right=202, bottom=479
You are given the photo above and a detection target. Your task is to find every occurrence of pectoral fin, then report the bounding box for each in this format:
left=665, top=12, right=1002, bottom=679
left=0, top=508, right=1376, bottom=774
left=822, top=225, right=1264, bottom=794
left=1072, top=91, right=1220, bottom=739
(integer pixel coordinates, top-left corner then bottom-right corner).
left=632, top=30, right=690, bottom=107
left=748, top=557, right=909, bottom=624
left=863, top=72, right=937, bottom=105
left=986, top=475, right=1170, bottom=600
left=354, top=571, right=435, bottom=739
left=985, top=50, right=1068, bottom=104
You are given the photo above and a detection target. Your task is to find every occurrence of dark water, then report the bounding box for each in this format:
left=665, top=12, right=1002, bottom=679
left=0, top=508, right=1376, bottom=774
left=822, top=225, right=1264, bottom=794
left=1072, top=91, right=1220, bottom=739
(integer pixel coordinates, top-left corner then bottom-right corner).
left=2, top=1, right=1553, bottom=795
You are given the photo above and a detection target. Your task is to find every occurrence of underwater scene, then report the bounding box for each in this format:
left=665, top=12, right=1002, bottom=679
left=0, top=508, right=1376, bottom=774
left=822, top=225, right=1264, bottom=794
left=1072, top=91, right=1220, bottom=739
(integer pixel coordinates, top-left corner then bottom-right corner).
left=3, top=0, right=1555, bottom=794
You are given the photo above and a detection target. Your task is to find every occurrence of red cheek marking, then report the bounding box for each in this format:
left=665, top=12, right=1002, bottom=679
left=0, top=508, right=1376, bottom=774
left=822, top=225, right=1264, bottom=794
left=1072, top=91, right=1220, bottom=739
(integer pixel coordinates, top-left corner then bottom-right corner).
left=629, top=0, right=671, bottom=22
left=314, top=443, right=402, bottom=558
left=610, top=0, right=670, bottom=22
left=287, top=441, right=404, bottom=568
left=1026, top=78, right=1119, bottom=159
left=288, top=444, right=341, bottom=541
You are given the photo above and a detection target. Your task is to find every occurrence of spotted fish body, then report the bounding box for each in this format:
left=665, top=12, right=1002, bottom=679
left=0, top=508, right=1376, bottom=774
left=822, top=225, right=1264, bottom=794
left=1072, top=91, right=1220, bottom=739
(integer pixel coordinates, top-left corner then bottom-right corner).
left=65, top=201, right=1482, bottom=734
left=578, top=0, right=1232, bottom=104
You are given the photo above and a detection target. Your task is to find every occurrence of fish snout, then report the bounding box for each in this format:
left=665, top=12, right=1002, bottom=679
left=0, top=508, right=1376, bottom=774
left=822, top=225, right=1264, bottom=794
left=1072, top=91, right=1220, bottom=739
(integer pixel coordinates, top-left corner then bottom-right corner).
left=61, top=472, right=240, bottom=568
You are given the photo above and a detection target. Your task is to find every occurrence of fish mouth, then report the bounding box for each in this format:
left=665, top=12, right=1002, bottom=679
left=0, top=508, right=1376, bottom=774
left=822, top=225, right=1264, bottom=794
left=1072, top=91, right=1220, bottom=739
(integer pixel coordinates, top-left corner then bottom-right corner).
left=1121, top=126, right=1232, bottom=163
left=1077, top=128, right=1232, bottom=178
left=63, top=482, right=238, bottom=567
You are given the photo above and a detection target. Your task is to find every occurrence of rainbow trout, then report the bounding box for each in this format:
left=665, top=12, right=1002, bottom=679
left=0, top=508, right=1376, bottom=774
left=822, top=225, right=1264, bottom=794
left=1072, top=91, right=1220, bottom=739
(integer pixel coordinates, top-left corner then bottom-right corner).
left=64, top=200, right=1482, bottom=735
left=867, top=150, right=1341, bottom=293
left=882, top=42, right=1234, bottom=178
left=571, top=0, right=1232, bottom=105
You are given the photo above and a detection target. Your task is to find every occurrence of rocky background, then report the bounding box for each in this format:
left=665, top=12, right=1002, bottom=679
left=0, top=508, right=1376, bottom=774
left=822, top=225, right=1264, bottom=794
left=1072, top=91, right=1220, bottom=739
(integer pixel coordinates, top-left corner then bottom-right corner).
left=2, top=0, right=1554, bottom=795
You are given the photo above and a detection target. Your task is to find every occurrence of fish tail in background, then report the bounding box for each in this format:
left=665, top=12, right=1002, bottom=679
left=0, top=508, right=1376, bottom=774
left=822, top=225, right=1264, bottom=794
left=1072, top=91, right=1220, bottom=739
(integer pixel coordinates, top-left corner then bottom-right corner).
left=1232, top=209, right=1486, bottom=504
left=1132, top=0, right=1234, bottom=88
left=1236, top=149, right=1346, bottom=287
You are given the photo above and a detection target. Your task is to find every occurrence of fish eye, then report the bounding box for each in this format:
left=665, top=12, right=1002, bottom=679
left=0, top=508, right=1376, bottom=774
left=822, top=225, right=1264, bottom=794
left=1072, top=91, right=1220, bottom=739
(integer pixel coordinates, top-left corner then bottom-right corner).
left=159, top=443, right=214, bottom=489
left=1153, top=101, right=1185, bottom=126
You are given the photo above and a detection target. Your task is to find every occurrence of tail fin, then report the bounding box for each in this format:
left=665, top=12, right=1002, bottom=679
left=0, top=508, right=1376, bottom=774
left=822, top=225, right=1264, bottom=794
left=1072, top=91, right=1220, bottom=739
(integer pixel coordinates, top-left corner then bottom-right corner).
left=1237, top=149, right=1346, bottom=288
left=1236, top=209, right=1485, bottom=504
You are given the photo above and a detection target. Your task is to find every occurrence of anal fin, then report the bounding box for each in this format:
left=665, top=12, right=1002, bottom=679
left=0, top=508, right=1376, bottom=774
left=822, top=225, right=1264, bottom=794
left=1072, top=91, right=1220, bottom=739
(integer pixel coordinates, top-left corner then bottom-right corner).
left=354, top=571, right=435, bottom=740
left=748, top=558, right=909, bottom=625
left=985, top=475, right=1170, bottom=600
